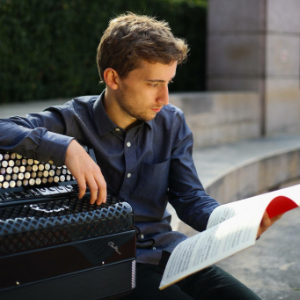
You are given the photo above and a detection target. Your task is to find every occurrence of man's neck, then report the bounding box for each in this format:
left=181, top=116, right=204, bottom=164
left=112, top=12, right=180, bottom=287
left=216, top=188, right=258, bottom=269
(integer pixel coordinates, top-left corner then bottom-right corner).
left=103, top=89, right=137, bottom=131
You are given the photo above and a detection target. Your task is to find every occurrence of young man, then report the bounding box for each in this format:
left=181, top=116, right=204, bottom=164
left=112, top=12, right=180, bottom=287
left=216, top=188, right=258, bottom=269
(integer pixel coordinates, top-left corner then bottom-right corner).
left=0, top=13, right=280, bottom=299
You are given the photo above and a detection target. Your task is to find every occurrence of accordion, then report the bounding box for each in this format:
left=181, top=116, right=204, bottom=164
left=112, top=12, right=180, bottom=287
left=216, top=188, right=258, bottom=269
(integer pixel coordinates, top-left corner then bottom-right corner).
left=0, top=148, right=136, bottom=300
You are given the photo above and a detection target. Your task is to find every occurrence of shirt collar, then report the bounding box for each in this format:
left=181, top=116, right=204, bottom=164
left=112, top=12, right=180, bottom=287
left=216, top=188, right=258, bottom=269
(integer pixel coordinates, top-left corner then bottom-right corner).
left=145, top=119, right=154, bottom=129
left=93, top=91, right=117, bottom=137
left=93, top=90, right=153, bottom=136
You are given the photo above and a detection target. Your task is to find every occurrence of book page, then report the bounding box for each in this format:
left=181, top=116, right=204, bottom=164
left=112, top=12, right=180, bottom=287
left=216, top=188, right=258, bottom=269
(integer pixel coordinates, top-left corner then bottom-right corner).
left=159, top=212, right=262, bottom=290
left=207, top=196, right=268, bottom=229
left=160, top=184, right=300, bottom=290
left=207, top=184, right=300, bottom=228
left=265, top=185, right=300, bottom=218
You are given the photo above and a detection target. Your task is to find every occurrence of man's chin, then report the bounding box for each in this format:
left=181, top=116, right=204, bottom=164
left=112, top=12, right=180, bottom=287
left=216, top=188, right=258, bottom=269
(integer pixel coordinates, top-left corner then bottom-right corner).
left=145, top=113, right=158, bottom=122
left=137, top=112, right=158, bottom=123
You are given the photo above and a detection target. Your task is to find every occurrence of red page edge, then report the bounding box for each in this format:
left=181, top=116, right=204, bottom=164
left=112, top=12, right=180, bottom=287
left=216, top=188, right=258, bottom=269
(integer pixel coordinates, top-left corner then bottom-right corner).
left=266, top=195, right=298, bottom=219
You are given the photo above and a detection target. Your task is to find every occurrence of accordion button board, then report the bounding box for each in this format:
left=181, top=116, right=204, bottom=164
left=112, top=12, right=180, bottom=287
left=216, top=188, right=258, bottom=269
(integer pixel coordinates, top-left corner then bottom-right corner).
left=0, top=149, right=136, bottom=300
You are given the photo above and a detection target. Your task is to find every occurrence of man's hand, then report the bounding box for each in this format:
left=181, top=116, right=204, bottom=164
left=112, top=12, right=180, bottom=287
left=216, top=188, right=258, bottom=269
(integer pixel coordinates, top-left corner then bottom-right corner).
left=256, top=211, right=283, bottom=239
left=64, top=140, right=107, bottom=205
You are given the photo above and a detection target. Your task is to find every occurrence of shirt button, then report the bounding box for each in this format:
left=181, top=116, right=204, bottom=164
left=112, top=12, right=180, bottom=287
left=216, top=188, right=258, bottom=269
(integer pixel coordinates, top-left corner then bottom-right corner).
left=140, top=234, right=144, bottom=239
left=126, top=142, right=131, bottom=147
left=127, top=173, right=132, bottom=178
left=115, top=128, right=120, bottom=132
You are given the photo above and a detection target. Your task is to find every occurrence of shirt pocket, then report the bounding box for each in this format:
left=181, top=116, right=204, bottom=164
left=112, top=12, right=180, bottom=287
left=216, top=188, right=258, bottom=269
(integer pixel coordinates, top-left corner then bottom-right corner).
left=137, top=158, right=170, bottom=200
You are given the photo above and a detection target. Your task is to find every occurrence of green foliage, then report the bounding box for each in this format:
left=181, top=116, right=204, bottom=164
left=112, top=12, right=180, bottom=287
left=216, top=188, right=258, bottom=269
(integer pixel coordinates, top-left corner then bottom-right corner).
left=0, top=0, right=208, bottom=103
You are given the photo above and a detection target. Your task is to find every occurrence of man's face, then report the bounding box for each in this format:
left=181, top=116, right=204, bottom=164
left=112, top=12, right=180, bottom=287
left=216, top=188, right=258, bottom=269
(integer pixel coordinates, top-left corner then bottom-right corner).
left=114, top=60, right=177, bottom=126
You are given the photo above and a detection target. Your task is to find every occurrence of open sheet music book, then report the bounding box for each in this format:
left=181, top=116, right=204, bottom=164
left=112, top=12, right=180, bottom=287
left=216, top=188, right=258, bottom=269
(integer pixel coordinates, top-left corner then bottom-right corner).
left=159, top=184, right=300, bottom=290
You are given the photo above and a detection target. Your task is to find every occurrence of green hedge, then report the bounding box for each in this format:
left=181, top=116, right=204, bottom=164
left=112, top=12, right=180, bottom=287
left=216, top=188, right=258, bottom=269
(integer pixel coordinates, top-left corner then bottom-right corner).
left=0, top=0, right=208, bottom=103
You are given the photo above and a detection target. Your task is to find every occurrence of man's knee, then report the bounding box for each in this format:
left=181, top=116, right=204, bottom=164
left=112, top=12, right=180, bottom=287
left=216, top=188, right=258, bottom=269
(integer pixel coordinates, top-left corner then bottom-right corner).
left=179, top=265, right=261, bottom=300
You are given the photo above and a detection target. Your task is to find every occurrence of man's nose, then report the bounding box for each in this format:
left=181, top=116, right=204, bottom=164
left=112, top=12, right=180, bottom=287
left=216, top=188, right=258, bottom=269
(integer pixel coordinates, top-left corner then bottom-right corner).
left=157, top=85, right=169, bottom=106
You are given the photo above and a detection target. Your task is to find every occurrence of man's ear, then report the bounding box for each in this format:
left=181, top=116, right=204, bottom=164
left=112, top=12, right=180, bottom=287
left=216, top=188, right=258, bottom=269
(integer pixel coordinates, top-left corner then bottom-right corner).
left=103, top=68, right=119, bottom=90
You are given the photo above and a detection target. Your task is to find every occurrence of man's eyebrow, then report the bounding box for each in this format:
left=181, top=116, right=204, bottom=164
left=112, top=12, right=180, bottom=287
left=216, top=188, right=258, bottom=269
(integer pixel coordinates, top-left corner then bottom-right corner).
left=146, top=76, right=175, bottom=83
left=146, top=79, right=165, bottom=82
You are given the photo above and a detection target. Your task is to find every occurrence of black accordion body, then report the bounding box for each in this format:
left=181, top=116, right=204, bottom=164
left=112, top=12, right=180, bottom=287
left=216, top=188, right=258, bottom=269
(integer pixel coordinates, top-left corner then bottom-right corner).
left=0, top=149, right=136, bottom=300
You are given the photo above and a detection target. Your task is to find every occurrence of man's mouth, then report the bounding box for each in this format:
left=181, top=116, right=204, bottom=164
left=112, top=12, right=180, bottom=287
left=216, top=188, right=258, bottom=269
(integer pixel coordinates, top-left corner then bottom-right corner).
left=151, top=107, right=163, bottom=113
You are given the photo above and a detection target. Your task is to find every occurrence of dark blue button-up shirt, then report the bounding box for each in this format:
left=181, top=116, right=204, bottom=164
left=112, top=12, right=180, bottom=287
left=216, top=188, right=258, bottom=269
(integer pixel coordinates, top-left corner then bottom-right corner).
left=0, top=91, right=219, bottom=264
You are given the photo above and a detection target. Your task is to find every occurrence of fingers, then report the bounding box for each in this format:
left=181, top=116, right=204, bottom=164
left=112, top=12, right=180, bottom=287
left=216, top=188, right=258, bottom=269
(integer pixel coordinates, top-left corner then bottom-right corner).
left=95, top=175, right=107, bottom=205
left=85, top=172, right=107, bottom=205
left=77, top=177, right=87, bottom=200
left=257, top=211, right=283, bottom=239
left=261, top=211, right=271, bottom=228
left=85, top=176, right=98, bottom=204
left=270, top=213, right=283, bottom=223
left=65, top=140, right=107, bottom=205
left=262, top=212, right=283, bottom=228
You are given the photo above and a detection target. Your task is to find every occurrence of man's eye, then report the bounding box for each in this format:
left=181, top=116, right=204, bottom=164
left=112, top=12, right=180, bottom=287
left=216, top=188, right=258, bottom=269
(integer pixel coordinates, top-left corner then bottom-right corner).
left=150, top=83, right=158, bottom=87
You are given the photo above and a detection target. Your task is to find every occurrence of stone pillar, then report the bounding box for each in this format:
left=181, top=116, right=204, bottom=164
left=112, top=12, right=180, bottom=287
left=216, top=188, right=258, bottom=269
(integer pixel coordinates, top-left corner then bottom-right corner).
left=207, top=0, right=300, bottom=136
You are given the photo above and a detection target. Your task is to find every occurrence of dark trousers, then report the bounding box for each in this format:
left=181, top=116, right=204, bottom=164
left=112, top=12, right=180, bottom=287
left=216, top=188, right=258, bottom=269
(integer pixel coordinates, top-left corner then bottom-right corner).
left=119, top=263, right=261, bottom=300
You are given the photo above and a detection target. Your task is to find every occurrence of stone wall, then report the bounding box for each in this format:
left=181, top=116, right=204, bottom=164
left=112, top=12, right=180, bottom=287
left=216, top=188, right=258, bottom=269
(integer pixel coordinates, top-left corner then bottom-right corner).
left=170, top=92, right=260, bottom=148
left=207, top=0, right=300, bottom=136
left=265, top=0, right=300, bottom=135
left=207, top=0, right=265, bottom=91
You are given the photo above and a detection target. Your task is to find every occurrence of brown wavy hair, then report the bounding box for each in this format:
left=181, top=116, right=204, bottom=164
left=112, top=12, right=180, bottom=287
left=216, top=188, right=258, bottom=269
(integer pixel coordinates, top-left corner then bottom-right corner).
left=96, top=12, right=189, bottom=83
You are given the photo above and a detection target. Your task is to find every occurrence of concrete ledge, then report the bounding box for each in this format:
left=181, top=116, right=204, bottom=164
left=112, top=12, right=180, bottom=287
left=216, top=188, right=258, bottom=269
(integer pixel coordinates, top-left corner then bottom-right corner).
left=205, top=147, right=300, bottom=202
left=172, top=145, right=300, bottom=236
left=0, top=99, right=68, bottom=118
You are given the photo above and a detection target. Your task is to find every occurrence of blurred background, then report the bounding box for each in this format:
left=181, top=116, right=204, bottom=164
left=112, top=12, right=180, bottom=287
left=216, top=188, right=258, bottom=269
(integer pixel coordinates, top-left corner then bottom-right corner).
left=0, top=0, right=209, bottom=103
left=1, top=0, right=299, bottom=141
left=0, top=1, right=300, bottom=299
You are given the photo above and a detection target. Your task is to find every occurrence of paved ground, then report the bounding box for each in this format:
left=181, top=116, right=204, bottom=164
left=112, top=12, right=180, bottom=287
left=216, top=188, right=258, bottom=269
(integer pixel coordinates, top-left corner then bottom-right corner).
left=1, top=99, right=300, bottom=299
